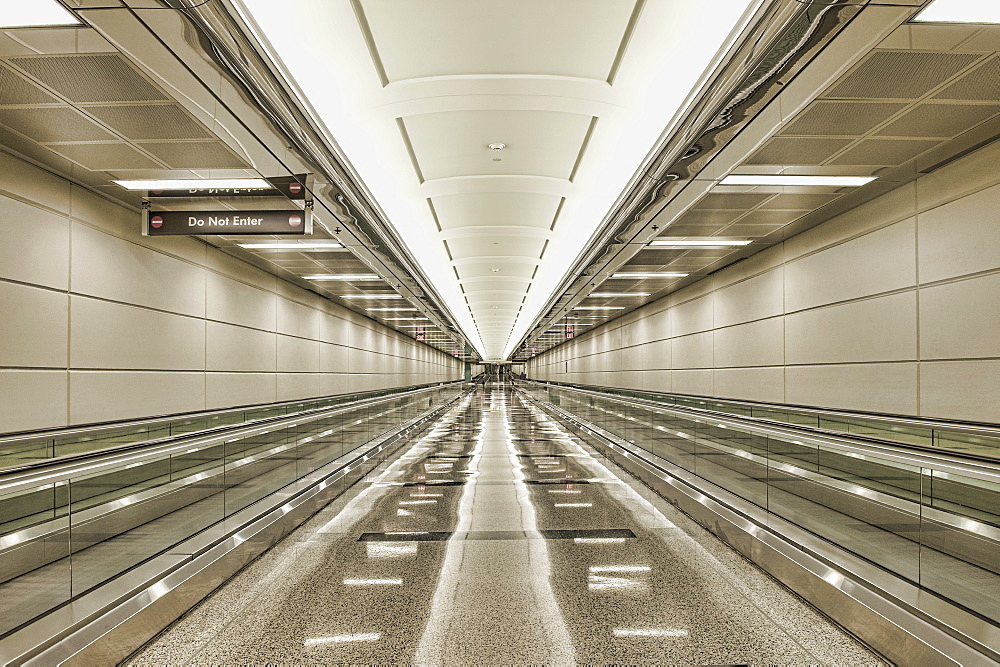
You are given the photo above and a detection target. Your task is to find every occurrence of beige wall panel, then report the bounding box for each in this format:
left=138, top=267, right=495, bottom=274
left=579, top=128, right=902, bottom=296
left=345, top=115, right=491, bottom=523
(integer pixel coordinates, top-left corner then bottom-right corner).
left=620, top=346, right=644, bottom=371
left=645, top=307, right=670, bottom=342
left=276, top=297, right=321, bottom=339
left=350, top=326, right=377, bottom=353
left=920, top=360, right=1000, bottom=422
left=0, top=151, right=71, bottom=214
left=916, top=139, right=1000, bottom=212
left=714, top=318, right=784, bottom=368
left=206, top=322, right=276, bottom=372
left=320, top=343, right=351, bottom=373
left=713, top=270, right=784, bottom=328
left=785, top=363, right=918, bottom=415
left=320, top=313, right=350, bottom=345
left=0, top=195, right=69, bottom=289
left=919, top=274, right=1000, bottom=360
left=71, top=297, right=205, bottom=371
left=0, top=282, right=67, bottom=367
left=645, top=338, right=671, bottom=370
left=671, top=331, right=714, bottom=370
left=784, top=219, right=916, bottom=312
left=206, top=272, right=276, bottom=331
left=0, top=370, right=67, bottom=433
left=72, top=223, right=206, bottom=317
left=670, top=295, right=714, bottom=337
left=918, top=183, right=1000, bottom=284
left=645, top=370, right=672, bottom=394
left=785, top=292, right=917, bottom=365
left=70, top=371, right=205, bottom=424
left=277, top=335, right=320, bottom=373
left=206, top=250, right=277, bottom=293
left=205, top=373, right=276, bottom=409
left=320, top=373, right=348, bottom=396
left=784, top=184, right=916, bottom=262
left=714, top=367, right=785, bottom=403
left=277, top=373, right=321, bottom=401
left=672, top=369, right=713, bottom=397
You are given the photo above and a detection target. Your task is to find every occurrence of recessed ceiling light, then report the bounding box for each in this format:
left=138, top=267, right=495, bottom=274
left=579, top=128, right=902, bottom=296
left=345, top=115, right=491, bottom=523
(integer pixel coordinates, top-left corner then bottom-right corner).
left=914, top=0, right=1000, bottom=22
left=589, top=293, right=651, bottom=297
left=610, top=272, right=689, bottom=279
left=239, top=242, right=343, bottom=250
left=366, top=308, right=416, bottom=311
left=648, top=238, right=751, bottom=248
left=720, top=175, right=876, bottom=187
left=488, top=143, right=506, bottom=151
left=113, top=178, right=271, bottom=190
left=342, top=294, right=404, bottom=299
left=574, top=306, right=625, bottom=311
left=0, top=1, right=80, bottom=27
left=491, top=268, right=501, bottom=272
left=303, top=274, right=380, bottom=281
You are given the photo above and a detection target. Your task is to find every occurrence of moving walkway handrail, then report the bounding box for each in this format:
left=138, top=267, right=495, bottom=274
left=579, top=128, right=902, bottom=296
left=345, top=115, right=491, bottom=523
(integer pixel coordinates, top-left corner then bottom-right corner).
left=0, top=381, right=464, bottom=470
left=522, top=380, right=1000, bottom=462
left=520, top=381, right=1000, bottom=484
left=531, top=380, right=1000, bottom=438
left=0, top=383, right=465, bottom=492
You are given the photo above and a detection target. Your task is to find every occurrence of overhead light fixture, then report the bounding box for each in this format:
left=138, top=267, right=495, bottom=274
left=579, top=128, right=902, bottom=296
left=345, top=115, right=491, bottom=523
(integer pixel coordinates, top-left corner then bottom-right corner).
left=304, top=274, right=380, bottom=281
left=914, top=0, right=1000, bottom=22
left=367, top=307, right=416, bottom=312
left=343, top=294, right=404, bottom=299
left=589, top=293, right=651, bottom=297
left=720, top=175, right=876, bottom=187
left=574, top=306, right=625, bottom=311
left=239, top=242, right=343, bottom=250
left=0, top=1, right=80, bottom=27
left=648, top=238, right=751, bottom=248
left=611, top=272, right=689, bottom=279
left=113, top=178, right=271, bottom=190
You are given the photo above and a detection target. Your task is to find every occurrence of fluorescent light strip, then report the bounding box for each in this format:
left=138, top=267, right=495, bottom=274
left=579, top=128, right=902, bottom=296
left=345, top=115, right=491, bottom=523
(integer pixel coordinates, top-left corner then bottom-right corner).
left=342, top=294, right=404, bottom=299
left=649, top=239, right=751, bottom=247
left=914, top=0, right=1000, bottom=22
left=383, top=317, right=429, bottom=321
left=589, top=293, right=651, bottom=297
left=720, top=175, right=876, bottom=187
left=611, top=272, right=689, bottom=279
left=113, top=178, right=270, bottom=190
left=0, top=1, right=80, bottom=27
left=304, top=274, right=380, bottom=281
left=574, top=306, right=625, bottom=311
left=239, top=242, right=343, bottom=250
left=367, top=308, right=416, bottom=311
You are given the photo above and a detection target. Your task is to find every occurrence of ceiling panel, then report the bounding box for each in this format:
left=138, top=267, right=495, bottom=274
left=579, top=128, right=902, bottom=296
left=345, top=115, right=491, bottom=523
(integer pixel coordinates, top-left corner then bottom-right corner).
left=402, top=109, right=593, bottom=181
left=431, top=192, right=561, bottom=229
left=447, top=235, right=546, bottom=260
left=359, top=0, right=637, bottom=82
left=0, top=107, right=114, bottom=142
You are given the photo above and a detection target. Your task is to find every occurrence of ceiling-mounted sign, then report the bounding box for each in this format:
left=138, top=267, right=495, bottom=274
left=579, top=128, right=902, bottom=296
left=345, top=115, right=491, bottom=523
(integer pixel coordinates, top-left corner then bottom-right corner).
left=565, top=324, right=575, bottom=339
left=145, top=209, right=312, bottom=236
left=145, top=174, right=310, bottom=199
left=416, top=326, right=425, bottom=341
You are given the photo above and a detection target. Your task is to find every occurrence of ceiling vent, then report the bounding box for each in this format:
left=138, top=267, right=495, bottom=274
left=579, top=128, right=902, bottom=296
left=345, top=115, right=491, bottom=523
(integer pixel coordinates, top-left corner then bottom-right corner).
left=934, top=56, right=1000, bottom=101
left=746, top=137, right=852, bottom=165
left=0, top=107, right=113, bottom=142
left=84, top=104, right=213, bottom=141
left=779, top=101, right=907, bottom=136
left=0, top=65, right=58, bottom=105
left=9, top=54, right=168, bottom=104
left=823, top=50, right=981, bottom=100
left=136, top=141, right=250, bottom=169
left=875, top=103, right=1000, bottom=138
left=829, top=138, right=941, bottom=166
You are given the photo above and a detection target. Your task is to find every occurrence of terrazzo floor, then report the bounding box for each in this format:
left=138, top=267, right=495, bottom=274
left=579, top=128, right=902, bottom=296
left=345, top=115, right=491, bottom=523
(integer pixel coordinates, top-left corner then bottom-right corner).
left=128, top=386, right=884, bottom=665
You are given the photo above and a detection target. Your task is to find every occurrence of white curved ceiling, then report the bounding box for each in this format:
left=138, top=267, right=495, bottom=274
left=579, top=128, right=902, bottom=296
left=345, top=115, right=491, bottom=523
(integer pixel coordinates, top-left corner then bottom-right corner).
left=236, top=0, right=758, bottom=359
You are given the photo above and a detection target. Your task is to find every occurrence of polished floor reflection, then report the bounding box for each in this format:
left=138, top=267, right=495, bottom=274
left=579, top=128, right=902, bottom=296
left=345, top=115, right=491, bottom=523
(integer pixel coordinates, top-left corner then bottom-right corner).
left=129, top=387, right=881, bottom=665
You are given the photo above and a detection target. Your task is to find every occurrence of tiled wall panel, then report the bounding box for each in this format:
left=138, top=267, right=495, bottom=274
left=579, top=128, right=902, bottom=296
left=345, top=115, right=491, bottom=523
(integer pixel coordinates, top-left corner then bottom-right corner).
left=0, top=153, right=461, bottom=434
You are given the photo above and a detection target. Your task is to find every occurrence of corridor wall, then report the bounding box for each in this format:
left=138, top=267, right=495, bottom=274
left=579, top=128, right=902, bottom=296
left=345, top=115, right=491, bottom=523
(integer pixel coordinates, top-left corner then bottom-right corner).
left=0, top=151, right=462, bottom=433
left=527, top=140, right=1000, bottom=423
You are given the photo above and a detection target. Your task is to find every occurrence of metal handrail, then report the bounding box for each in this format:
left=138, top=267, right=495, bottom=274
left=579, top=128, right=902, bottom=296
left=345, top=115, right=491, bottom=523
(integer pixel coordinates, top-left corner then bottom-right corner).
left=0, top=383, right=466, bottom=490
left=520, top=382, right=1000, bottom=483
left=0, top=381, right=458, bottom=446
left=526, top=379, right=1000, bottom=440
